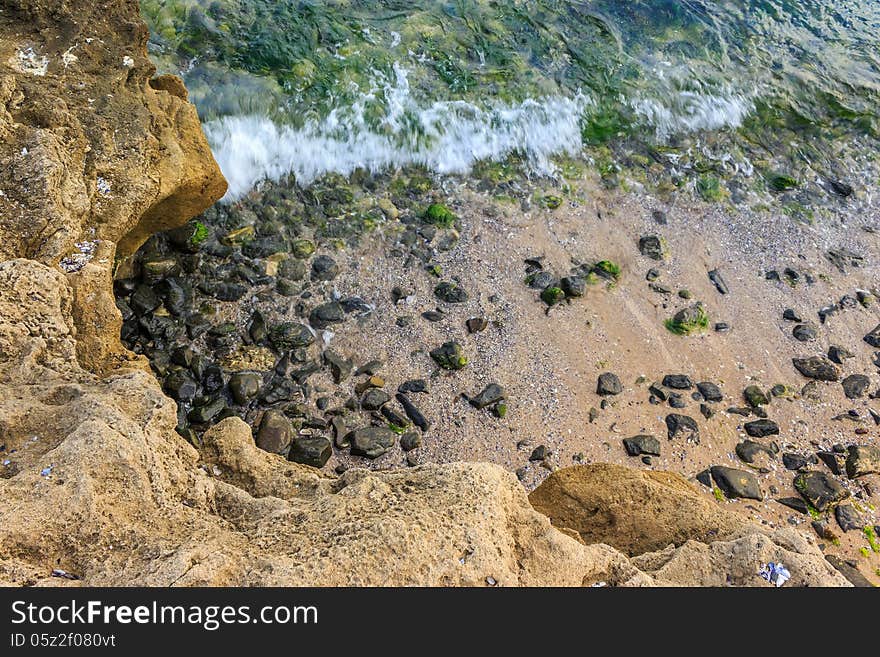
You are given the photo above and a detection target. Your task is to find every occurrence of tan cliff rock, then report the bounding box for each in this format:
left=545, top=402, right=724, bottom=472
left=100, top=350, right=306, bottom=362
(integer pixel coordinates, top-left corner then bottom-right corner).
left=0, top=0, right=848, bottom=586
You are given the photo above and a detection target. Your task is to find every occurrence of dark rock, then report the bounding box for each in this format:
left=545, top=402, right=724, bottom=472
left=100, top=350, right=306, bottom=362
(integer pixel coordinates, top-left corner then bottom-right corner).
left=163, top=370, right=199, bottom=402
left=668, top=393, right=686, bottom=409
left=782, top=308, right=802, bottom=322
left=340, top=297, right=373, bottom=315
left=648, top=383, right=667, bottom=402
left=361, top=388, right=390, bottom=411
left=743, top=385, right=769, bottom=407
left=276, top=279, right=299, bottom=296
left=187, top=397, right=226, bottom=424
left=829, top=180, right=854, bottom=197
left=845, top=445, right=880, bottom=478
left=735, top=439, right=776, bottom=464
left=269, top=323, right=315, bottom=351
left=638, top=234, right=665, bottom=260
left=834, top=504, right=862, bottom=532
left=529, top=445, right=548, bottom=462
left=841, top=374, right=870, bottom=399
left=782, top=453, right=811, bottom=471
left=700, top=403, right=714, bottom=419
left=645, top=268, right=660, bottom=282
left=400, top=432, right=422, bottom=452
left=396, top=394, right=430, bottom=432
left=596, top=372, right=623, bottom=396
left=776, top=497, right=809, bottom=514
left=792, top=323, right=817, bottom=342
left=827, top=345, right=854, bottom=364
left=714, top=322, right=730, bottom=332
left=309, top=302, right=345, bottom=329
left=398, top=379, right=428, bottom=395
left=198, top=281, right=248, bottom=302
left=794, top=471, right=849, bottom=511
left=469, top=383, right=506, bottom=409
left=744, top=419, right=779, bottom=438
left=355, top=360, right=383, bottom=376
left=665, top=414, right=699, bottom=443
left=288, top=436, right=332, bottom=468
left=434, top=281, right=468, bottom=303
left=202, top=365, right=225, bottom=393
left=228, top=372, right=262, bottom=405
left=816, top=451, right=844, bottom=476
left=825, top=555, right=873, bottom=587
left=792, top=356, right=840, bottom=382
left=623, top=435, right=660, bottom=457
left=323, top=350, right=353, bottom=383
left=130, top=285, right=160, bottom=315
left=248, top=310, right=268, bottom=344
left=430, top=342, right=467, bottom=370
left=526, top=271, right=556, bottom=290
left=381, top=406, right=409, bottom=429
left=156, top=278, right=190, bottom=316
left=422, top=310, right=444, bottom=322
left=256, top=410, right=294, bottom=454
left=311, top=255, right=339, bottom=281
left=279, top=257, right=307, bottom=280
left=260, top=377, right=302, bottom=405
left=696, top=381, right=723, bottom=402
left=696, top=469, right=712, bottom=487
left=662, top=374, right=693, bottom=390
left=348, top=426, right=396, bottom=458
left=466, top=317, right=488, bottom=333
left=710, top=466, right=762, bottom=500
left=864, top=324, right=880, bottom=348
left=708, top=269, right=729, bottom=294
left=560, top=276, right=586, bottom=298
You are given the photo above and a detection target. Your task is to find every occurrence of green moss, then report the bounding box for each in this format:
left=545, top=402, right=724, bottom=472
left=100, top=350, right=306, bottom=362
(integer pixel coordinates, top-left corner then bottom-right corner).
left=190, top=221, right=209, bottom=248
left=665, top=305, right=710, bottom=336
left=591, top=260, right=621, bottom=282
left=541, top=286, right=566, bottom=306
left=865, top=526, right=880, bottom=553
left=767, top=173, right=798, bottom=192
left=696, top=175, right=726, bottom=202
left=540, top=195, right=563, bottom=210
left=712, top=486, right=725, bottom=502
left=860, top=547, right=870, bottom=558
left=493, top=402, right=508, bottom=419
left=423, top=203, right=456, bottom=228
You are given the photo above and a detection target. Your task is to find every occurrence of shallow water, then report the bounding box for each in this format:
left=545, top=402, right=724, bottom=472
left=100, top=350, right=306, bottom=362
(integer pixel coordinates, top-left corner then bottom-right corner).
left=142, top=1, right=880, bottom=202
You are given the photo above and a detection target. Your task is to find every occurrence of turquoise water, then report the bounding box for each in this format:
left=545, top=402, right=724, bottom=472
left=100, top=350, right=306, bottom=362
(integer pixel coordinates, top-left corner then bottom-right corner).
left=141, top=1, right=880, bottom=205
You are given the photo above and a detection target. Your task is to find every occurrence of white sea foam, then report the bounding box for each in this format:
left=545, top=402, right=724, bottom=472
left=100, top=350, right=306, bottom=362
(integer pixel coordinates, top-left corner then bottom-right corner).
left=631, top=89, right=754, bottom=139
left=205, top=65, right=591, bottom=201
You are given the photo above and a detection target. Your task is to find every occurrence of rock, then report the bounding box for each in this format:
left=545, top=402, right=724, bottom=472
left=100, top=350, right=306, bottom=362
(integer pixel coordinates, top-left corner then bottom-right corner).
left=356, top=360, right=384, bottom=376
left=782, top=308, right=802, bottom=322
left=794, top=471, right=849, bottom=511
left=792, top=356, right=840, bottom=382
left=735, top=440, right=776, bottom=465
left=396, top=394, right=430, bottom=432
left=816, top=451, right=844, bottom=475
left=623, top=435, right=660, bottom=457
left=361, top=389, right=390, bottom=411
left=228, top=372, right=261, bottom=405
left=434, top=281, right=468, bottom=303
left=466, top=317, right=488, bottom=333
left=248, top=310, right=268, bottom=344
left=744, top=419, right=779, bottom=438
left=256, top=410, right=294, bottom=454
left=812, top=520, right=839, bottom=541
left=529, top=445, right=548, bottom=462
left=560, top=276, right=586, bottom=298
left=792, top=323, right=817, bottom=342
left=776, top=497, right=809, bottom=514
left=540, top=286, right=565, bottom=306
left=163, top=371, right=199, bottom=402
left=348, top=427, right=396, bottom=459
left=863, top=324, right=880, bottom=348
left=841, top=374, right=870, bottom=399
left=269, top=323, right=315, bottom=351
left=827, top=345, right=854, bottom=365
left=130, top=285, right=160, bottom=315
left=710, top=466, right=762, bottom=500
left=380, top=406, right=409, bottom=429
left=743, top=385, right=769, bottom=407
left=400, top=432, right=422, bottom=452
left=311, top=255, right=339, bottom=281
left=323, top=349, right=353, bottom=383
left=662, top=374, right=692, bottom=390
left=398, top=379, right=428, bottom=395
left=198, top=281, right=248, bottom=302
left=825, top=555, right=873, bottom=587
left=291, top=239, right=316, bottom=259
left=834, top=504, right=862, bottom=532
left=845, top=445, right=880, bottom=478
left=288, top=436, right=331, bottom=468
left=186, top=398, right=226, bottom=425
left=596, top=372, right=623, bottom=396
left=309, top=302, right=345, bottom=329
left=707, top=269, right=728, bottom=294
left=696, top=381, right=723, bottom=402
left=665, top=414, right=699, bottom=443
left=469, top=383, right=506, bottom=409
left=782, top=453, right=812, bottom=471
left=638, top=235, right=665, bottom=260
left=430, top=342, right=467, bottom=370
left=668, top=393, right=686, bottom=409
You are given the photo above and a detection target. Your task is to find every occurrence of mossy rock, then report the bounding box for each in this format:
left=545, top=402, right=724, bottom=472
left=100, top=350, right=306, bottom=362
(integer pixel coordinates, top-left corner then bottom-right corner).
left=665, top=303, right=710, bottom=336
left=591, top=260, right=621, bottom=282
left=767, top=173, right=798, bottom=192
left=696, top=176, right=726, bottom=202
left=430, top=341, right=468, bottom=371
left=541, top=286, right=565, bottom=306
left=423, top=203, right=456, bottom=228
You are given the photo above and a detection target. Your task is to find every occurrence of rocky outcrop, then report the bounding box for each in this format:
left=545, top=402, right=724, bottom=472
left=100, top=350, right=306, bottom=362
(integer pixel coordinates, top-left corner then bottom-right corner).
left=0, top=0, right=848, bottom=587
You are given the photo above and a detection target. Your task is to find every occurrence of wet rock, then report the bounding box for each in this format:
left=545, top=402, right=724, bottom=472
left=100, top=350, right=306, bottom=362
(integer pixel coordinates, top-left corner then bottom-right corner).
left=198, top=281, right=248, bottom=302
left=622, top=435, right=660, bottom=457
left=434, top=281, right=468, bottom=303
left=430, top=342, right=467, bottom=370
left=348, top=426, right=396, bottom=459
left=469, top=383, right=506, bottom=409
left=279, top=257, right=307, bottom=281
left=743, top=385, right=769, bottom=407
left=400, top=432, right=422, bottom=452
left=596, top=372, right=622, bottom=396
left=247, top=310, right=267, bottom=344
left=276, top=279, right=299, bottom=296
left=662, top=374, right=693, bottom=390
left=163, top=370, right=199, bottom=402
left=834, top=504, right=862, bottom=532
left=309, top=302, right=345, bottom=329
left=707, top=269, right=728, bottom=294
left=323, top=349, right=353, bottom=383
left=792, top=356, right=840, bottom=382
left=735, top=440, right=776, bottom=464
left=288, top=436, right=331, bottom=468
left=421, top=310, right=444, bottom=322
left=638, top=234, right=665, bottom=260
left=777, top=497, right=809, bottom=514
left=845, top=445, right=880, bottom=478
left=466, top=317, right=488, bottom=333
left=291, top=239, right=316, bottom=259
left=228, top=372, right=262, bottom=405
left=863, top=324, right=880, bottom=348
left=794, top=471, right=849, bottom=511
left=841, top=374, right=870, bottom=399
left=260, top=377, right=302, bottom=405
left=710, top=466, right=762, bottom=500
left=381, top=406, right=409, bottom=429
left=361, top=388, right=390, bottom=411
left=269, top=323, right=315, bottom=351
left=665, top=414, right=699, bottom=443
left=256, top=410, right=294, bottom=454
left=130, top=285, right=160, bottom=315
left=696, top=381, right=723, bottom=402
left=827, top=345, right=854, bottom=364
left=396, top=394, right=430, bottom=432
left=744, top=419, right=779, bottom=437
left=202, top=365, right=225, bottom=393
left=792, top=323, right=817, bottom=342
left=311, top=255, right=339, bottom=281
left=187, top=397, right=226, bottom=425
